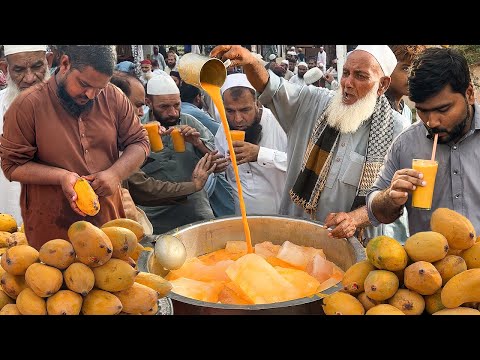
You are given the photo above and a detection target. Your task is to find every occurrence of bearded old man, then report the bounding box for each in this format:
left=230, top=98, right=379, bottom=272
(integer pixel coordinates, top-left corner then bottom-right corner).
left=211, top=45, right=411, bottom=243
left=0, top=45, right=51, bottom=223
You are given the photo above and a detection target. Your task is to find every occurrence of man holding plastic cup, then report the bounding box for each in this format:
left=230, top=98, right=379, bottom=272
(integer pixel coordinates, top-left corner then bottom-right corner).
left=214, top=73, right=288, bottom=215
left=140, top=74, right=217, bottom=234
left=368, top=47, right=480, bottom=236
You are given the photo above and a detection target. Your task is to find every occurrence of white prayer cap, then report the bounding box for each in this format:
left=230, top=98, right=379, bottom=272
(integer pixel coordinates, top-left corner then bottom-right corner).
left=221, top=73, right=256, bottom=95
left=4, top=45, right=47, bottom=56
left=304, top=67, right=324, bottom=85
left=268, top=53, right=277, bottom=61
left=147, top=74, right=179, bottom=95
left=251, top=52, right=267, bottom=66
left=251, top=52, right=263, bottom=60
left=290, top=46, right=296, bottom=51
left=352, top=45, right=397, bottom=77
left=281, top=59, right=289, bottom=65
left=298, top=62, right=308, bottom=69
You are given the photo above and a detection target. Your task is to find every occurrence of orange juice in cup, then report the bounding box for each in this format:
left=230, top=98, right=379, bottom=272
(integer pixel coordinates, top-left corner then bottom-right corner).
left=143, top=122, right=164, bottom=152
left=230, top=130, right=245, bottom=142
left=171, top=127, right=186, bottom=153
left=411, top=159, right=438, bottom=210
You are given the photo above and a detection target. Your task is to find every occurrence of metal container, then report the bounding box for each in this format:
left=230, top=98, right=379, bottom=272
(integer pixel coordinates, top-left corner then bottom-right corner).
left=138, top=215, right=366, bottom=315
left=177, top=53, right=227, bottom=89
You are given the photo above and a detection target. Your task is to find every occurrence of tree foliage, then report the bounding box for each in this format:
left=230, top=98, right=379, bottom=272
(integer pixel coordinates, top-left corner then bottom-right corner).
left=451, top=45, right=480, bottom=65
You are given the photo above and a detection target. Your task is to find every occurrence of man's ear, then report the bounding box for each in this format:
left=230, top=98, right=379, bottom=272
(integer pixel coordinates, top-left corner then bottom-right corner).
left=145, top=96, right=152, bottom=108
left=466, top=83, right=475, bottom=105
left=0, top=61, right=7, bottom=75
left=58, top=54, right=70, bottom=74
left=377, top=76, right=391, bottom=96
left=46, top=52, right=54, bottom=68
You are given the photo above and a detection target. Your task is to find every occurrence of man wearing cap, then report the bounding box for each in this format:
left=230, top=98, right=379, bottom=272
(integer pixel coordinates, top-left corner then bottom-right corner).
left=109, top=70, right=216, bottom=228
left=265, top=53, right=277, bottom=71
left=140, top=74, right=217, bottom=234
left=164, top=51, right=179, bottom=75
left=286, top=51, right=297, bottom=65
left=280, top=59, right=294, bottom=81
left=304, top=67, right=324, bottom=87
left=317, top=46, right=327, bottom=70
left=211, top=45, right=411, bottom=243
left=0, top=45, right=51, bottom=224
left=139, top=59, right=153, bottom=86
left=288, top=62, right=309, bottom=86
left=0, top=45, right=150, bottom=249
left=214, top=73, right=287, bottom=215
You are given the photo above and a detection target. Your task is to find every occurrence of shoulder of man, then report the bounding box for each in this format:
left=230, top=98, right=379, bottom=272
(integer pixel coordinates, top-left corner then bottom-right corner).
left=392, top=109, right=411, bottom=130
left=392, top=119, right=425, bottom=145
left=6, top=81, right=48, bottom=111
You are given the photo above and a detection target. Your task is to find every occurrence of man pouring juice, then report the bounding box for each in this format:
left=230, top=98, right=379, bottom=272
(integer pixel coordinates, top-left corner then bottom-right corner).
left=367, top=47, right=480, bottom=236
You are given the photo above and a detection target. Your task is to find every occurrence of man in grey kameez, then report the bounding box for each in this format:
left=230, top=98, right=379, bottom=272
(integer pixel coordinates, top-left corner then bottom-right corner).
left=211, top=45, right=411, bottom=244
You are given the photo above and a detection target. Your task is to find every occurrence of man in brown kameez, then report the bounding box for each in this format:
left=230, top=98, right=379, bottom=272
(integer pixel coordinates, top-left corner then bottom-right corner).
left=0, top=45, right=150, bottom=249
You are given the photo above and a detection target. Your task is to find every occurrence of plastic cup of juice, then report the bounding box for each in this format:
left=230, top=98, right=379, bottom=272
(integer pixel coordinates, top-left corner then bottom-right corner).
left=171, top=127, right=186, bottom=153
left=230, top=130, right=245, bottom=142
left=143, top=122, right=164, bottom=152
left=411, top=159, right=438, bottom=210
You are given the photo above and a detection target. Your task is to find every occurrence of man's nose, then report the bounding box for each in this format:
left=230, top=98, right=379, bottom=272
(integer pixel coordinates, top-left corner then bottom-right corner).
left=342, top=74, right=354, bottom=88
left=424, top=113, right=441, bottom=129
left=85, top=88, right=100, bottom=100
left=231, top=111, right=243, bottom=124
left=22, top=70, right=37, bottom=85
left=167, top=106, right=178, bottom=117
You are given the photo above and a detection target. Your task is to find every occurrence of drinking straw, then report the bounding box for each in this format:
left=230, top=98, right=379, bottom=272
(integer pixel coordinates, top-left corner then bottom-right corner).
left=431, top=134, right=439, bottom=161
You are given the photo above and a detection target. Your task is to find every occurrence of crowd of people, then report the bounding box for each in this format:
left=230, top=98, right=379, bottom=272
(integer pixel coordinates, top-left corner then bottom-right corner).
left=0, top=44, right=477, bottom=252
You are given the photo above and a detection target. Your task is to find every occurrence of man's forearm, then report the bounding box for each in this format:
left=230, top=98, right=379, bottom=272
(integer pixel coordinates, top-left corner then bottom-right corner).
left=243, top=59, right=270, bottom=93
left=371, top=189, right=404, bottom=224
left=127, top=170, right=196, bottom=206
left=112, top=144, right=147, bottom=180
left=10, top=162, right=70, bottom=185
left=350, top=206, right=371, bottom=229
left=196, top=141, right=212, bottom=155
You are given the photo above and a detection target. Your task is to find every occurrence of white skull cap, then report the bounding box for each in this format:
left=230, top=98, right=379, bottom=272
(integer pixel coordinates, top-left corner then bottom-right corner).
left=221, top=73, right=256, bottom=95
left=4, top=45, right=47, bottom=56
left=352, top=45, right=397, bottom=76
left=147, top=74, right=180, bottom=95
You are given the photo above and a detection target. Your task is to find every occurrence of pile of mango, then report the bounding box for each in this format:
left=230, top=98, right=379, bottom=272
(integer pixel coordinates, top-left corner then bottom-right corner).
left=0, top=218, right=171, bottom=315
left=322, top=208, right=480, bottom=315
left=0, top=214, right=28, bottom=257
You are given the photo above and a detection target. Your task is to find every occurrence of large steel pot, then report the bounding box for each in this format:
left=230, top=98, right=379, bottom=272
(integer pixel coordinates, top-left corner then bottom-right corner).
left=138, top=215, right=366, bottom=315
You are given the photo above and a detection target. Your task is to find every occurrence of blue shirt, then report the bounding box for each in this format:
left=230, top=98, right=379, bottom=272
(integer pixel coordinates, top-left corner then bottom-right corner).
left=367, top=103, right=480, bottom=236
left=181, top=102, right=220, bottom=135
left=115, top=61, right=136, bottom=73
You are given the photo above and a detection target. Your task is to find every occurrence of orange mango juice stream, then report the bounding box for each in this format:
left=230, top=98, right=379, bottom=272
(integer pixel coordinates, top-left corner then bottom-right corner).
left=201, top=82, right=253, bottom=253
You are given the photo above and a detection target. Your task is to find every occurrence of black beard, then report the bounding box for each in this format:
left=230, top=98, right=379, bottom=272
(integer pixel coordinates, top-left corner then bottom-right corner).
left=425, top=102, right=471, bottom=144
left=151, top=109, right=179, bottom=128
left=57, top=81, right=93, bottom=118
left=239, top=111, right=263, bottom=145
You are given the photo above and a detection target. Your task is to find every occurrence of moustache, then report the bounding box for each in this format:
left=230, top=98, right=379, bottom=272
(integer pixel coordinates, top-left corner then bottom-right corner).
left=424, top=123, right=448, bottom=136
left=429, top=127, right=449, bottom=134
